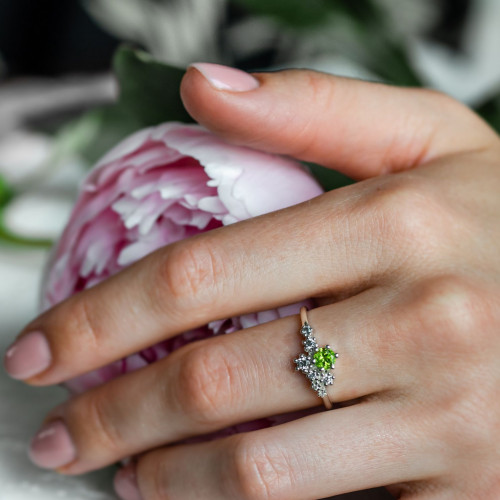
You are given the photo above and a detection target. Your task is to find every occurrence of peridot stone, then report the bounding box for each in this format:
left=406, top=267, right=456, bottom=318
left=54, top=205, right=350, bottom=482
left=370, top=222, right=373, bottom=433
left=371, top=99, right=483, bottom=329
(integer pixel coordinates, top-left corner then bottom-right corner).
left=313, top=347, right=336, bottom=370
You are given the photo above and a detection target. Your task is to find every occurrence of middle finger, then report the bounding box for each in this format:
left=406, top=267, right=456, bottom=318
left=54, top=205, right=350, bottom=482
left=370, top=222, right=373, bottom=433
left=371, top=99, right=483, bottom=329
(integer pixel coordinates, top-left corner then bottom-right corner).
left=10, top=177, right=411, bottom=387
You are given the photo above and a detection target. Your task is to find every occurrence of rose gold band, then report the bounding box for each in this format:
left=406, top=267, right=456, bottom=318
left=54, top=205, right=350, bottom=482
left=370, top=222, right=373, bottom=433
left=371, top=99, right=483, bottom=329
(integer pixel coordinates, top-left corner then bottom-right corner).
left=300, top=307, right=333, bottom=410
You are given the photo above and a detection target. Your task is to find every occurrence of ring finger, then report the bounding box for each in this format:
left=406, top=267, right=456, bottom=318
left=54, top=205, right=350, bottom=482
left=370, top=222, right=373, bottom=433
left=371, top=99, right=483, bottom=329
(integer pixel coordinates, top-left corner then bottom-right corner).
left=31, top=286, right=415, bottom=475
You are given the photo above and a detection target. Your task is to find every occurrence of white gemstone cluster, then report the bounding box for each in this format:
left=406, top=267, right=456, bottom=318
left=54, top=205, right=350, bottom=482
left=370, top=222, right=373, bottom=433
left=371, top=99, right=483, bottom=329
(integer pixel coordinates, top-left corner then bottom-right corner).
left=294, top=322, right=337, bottom=398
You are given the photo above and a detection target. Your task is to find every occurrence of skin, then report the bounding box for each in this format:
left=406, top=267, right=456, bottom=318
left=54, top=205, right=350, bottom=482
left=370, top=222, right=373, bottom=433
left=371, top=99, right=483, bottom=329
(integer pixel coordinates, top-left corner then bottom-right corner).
left=7, top=68, right=500, bottom=499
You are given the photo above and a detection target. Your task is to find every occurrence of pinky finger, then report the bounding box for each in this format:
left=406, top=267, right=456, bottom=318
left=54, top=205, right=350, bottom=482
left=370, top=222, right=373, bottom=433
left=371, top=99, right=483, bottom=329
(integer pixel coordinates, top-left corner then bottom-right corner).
left=115, top=402, right=444, bottom=500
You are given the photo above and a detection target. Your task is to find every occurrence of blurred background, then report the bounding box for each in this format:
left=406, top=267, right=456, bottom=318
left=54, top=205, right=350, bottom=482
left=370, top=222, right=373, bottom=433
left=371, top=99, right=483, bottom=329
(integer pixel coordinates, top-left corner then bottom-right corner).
left=0, top=1, right=499, bottom=499
left=2, top=0, right=500, bottom=247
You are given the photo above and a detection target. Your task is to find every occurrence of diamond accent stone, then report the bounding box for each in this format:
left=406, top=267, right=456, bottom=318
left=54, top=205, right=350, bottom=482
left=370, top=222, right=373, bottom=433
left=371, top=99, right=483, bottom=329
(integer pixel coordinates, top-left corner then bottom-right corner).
left=303, top=338, right=317, bottom=353
left=311, top=379, right=323, bottom=392
left=301, top=324, right=313, bottom=336
left=294, top=315, right=338, bottom=399
left=294, top=354, right=310, bottom=372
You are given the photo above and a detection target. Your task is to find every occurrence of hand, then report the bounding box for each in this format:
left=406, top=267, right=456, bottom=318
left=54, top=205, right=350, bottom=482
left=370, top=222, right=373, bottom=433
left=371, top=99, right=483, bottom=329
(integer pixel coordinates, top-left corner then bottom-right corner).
left=4, top=65, right=500, bottom=500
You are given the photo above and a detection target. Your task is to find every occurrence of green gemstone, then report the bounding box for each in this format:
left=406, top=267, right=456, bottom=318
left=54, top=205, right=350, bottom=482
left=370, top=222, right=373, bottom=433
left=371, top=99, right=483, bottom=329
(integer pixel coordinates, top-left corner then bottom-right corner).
left=313, top=347, right=336, bottom=370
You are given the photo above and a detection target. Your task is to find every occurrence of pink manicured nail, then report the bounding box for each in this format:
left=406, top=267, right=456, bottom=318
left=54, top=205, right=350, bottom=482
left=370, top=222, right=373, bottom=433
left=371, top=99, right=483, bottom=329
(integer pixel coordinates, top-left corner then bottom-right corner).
left=29, top=420, right=76, bottom=469
left=3, top=331, right=51, bottom=380
left=189, top=62, right=259, bottom=92
left=114, top=463, right=143, bottom=500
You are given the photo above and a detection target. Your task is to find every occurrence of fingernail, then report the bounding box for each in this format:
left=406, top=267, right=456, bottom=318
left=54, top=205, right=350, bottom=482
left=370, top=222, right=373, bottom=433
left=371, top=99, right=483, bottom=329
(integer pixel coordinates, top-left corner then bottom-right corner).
left=114, top=463, right=143, bottom=500
left=29, top=420, right=76, bottom=469
left=4, top=331, right=52, bottom=380
left=189, top=62, right=259, bottom=92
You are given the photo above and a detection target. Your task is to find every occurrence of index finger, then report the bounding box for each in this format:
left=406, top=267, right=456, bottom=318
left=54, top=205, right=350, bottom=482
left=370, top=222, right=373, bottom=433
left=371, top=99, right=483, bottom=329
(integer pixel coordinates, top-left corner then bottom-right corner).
left=181, top=66, right=499, bottom=179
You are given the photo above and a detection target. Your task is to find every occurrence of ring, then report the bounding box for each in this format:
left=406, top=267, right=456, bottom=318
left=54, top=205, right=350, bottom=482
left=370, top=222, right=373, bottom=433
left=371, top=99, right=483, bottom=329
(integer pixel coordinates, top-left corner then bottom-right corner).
left=294, top=307, right=338, bottom=410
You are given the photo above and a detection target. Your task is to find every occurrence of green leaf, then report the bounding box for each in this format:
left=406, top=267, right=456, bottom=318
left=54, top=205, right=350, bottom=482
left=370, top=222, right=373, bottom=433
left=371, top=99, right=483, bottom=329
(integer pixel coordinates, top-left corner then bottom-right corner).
left=232, top=0, right=382, bottom=29
left=49, top=46, right=190, bottom=168
left=362, top=34, right=422, bottom=86
left=477, top=95, right=500, bottom=134
left=53, top=106, right=142, bottom=167
left=113, top=46, right=194, bottom=126
left=330, top=0, right=382, bottom=25
left=305, top=162, right=354, bottom=192
left=0, top=173, right=14, bottom=208
left=0, top=222, right=53, bottom=248
left=0, top=175, right=53, bottom=248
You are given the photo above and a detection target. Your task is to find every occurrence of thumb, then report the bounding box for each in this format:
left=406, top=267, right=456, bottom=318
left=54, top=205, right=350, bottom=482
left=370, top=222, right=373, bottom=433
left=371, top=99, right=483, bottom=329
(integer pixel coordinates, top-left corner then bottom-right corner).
left=180, top=64, right=498, bottom=180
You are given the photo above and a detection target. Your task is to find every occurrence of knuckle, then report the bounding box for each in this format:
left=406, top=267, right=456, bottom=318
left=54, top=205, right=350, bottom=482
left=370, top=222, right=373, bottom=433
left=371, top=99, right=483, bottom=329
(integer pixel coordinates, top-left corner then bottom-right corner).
left=62, top=298, right=100, bottom=351
left=434, top=383, right=500, bottom=462
left=304, top=70, right=336, bottom=105
left=230, top=435, right=292, bottom=500
left=370, top=177, right=437, bottom=239
left=138, top=451, right=171, bottom=500
left=76, top=392, right=122, bottom=455
left=173, top=341, right=237, bottom=427
left=413, top=276, right=484, bottom=353
left=418, top=88, right=476, bottom=119
left=410, top=279, right=500, bottom=459
left=416, top=88, right=497, bottom=146
left=287, top=71, right=337, bottom=158
left=156, top=238, right=226, bottom=310
left=362, top=176, right=452, bottom=264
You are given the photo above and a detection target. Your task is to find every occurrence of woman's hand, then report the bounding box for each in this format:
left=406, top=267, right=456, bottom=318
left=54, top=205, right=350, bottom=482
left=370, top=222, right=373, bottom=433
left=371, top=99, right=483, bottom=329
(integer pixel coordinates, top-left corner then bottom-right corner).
left=4, top=65, right=500, bottom=499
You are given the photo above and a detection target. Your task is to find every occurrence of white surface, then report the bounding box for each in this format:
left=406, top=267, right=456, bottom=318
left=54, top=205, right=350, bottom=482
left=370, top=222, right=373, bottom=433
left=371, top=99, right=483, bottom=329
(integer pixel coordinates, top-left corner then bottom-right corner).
left=0, top=246, right=116, bottom=500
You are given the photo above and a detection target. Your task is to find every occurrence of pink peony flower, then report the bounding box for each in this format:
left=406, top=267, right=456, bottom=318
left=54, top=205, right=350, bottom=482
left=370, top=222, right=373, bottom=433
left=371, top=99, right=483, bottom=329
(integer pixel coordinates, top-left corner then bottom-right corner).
left=42, top=123, right=323, bottom=428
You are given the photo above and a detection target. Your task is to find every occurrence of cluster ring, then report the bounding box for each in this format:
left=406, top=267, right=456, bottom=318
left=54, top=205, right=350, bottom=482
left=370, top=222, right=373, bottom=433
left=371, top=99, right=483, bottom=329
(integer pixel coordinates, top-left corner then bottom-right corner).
left=293, top=307, right=338, bottom=410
